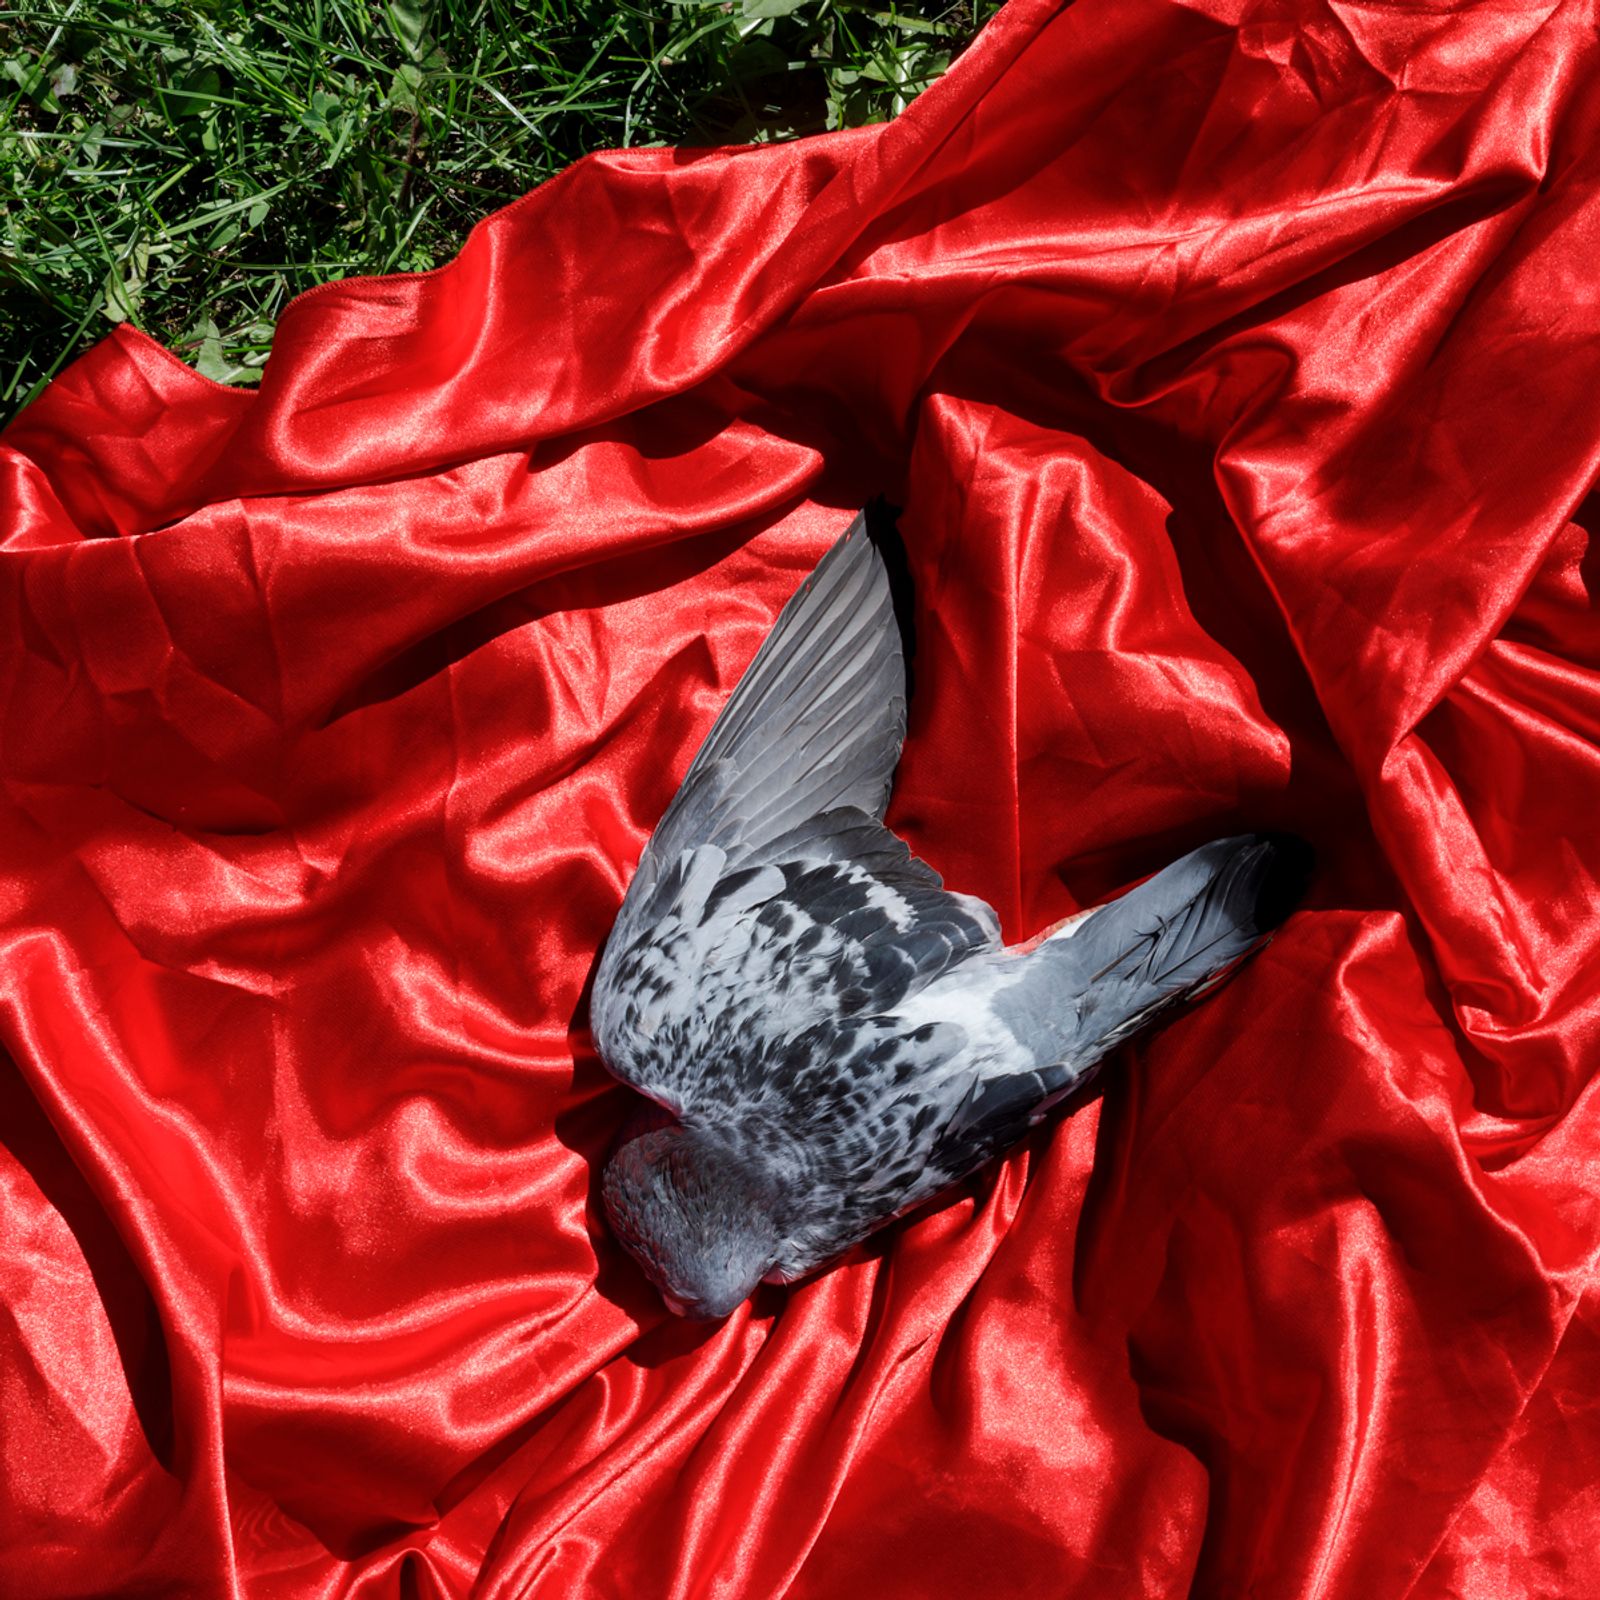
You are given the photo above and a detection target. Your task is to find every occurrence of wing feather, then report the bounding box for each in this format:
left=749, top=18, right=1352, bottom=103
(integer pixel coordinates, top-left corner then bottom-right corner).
left=637, top=506, right=905, bottom=887
left=591, top=511, right=999, bottom=1113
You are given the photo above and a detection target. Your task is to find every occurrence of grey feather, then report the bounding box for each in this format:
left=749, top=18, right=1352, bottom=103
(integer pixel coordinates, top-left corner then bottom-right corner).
left=638, top=509, right=905, bottom=880
left=591, top=510, right=1312, bottom=1319
left=990, top=834, right=1303, bottom=1073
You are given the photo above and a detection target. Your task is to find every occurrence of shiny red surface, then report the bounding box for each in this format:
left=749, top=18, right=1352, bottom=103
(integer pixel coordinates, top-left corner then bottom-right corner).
left=4, top=0, right=1600, bottom=1593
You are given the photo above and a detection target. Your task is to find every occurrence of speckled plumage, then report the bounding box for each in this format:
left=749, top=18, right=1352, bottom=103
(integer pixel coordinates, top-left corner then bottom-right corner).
left=593, top=509, right=1309, bottom=1318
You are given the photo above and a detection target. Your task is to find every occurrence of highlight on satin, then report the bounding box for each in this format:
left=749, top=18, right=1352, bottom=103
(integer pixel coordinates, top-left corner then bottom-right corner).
left=2, top=0, right=1598, bottom=1594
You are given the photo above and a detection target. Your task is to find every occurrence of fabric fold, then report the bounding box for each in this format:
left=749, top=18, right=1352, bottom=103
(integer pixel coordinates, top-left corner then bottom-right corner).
left=5, top=0, right=1600, bottom=1593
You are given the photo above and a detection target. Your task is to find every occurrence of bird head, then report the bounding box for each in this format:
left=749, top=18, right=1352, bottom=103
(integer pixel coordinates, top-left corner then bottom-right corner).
left=601, top=1120, right=784, bottom=1319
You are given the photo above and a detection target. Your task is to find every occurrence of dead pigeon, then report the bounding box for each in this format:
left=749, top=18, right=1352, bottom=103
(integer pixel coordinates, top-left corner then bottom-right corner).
left=592, top=508, right=1310, bottom=1318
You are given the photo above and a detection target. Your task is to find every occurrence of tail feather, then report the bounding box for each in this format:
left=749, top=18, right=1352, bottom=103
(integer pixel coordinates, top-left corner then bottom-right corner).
left=995, top=833, right=1312, bottom=1070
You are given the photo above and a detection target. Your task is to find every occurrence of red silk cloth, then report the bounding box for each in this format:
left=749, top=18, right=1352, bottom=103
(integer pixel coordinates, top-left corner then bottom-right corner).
left=4, top=0, right=1600, bottom=1592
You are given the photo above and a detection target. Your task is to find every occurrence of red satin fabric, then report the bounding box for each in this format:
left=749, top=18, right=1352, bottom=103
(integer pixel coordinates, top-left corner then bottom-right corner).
left=5, top=0, right=1600, bottom=1593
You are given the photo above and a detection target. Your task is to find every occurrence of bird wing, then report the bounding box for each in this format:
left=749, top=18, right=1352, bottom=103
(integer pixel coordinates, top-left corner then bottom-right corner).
left=631, top=505, right=908, bottom=894
left=838, top=834, right=1309, bottom=1218
left=591, top=510, right=1001, bottom=1113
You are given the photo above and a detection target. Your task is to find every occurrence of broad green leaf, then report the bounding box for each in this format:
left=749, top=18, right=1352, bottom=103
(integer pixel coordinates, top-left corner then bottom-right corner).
left=299, top=88, right=342, bottom=140
left=192, top=318, right=257, bottom=385
left=157, top=65, right=223, bottom=130
left=387, top=61, right=423, bottom=111
left=3, top=57, right=49, bottom=102
left=101, top=241, right=150, bottom=325
left=385, top=0, right=431, bottom=64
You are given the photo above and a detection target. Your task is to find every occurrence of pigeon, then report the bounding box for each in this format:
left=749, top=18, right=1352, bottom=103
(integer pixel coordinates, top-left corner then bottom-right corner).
left=592, top=507, right=1310, bottom=1319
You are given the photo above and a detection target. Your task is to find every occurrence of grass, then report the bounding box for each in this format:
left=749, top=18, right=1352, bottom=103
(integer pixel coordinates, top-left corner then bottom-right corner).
left=0, top=0, right=999, bottom=427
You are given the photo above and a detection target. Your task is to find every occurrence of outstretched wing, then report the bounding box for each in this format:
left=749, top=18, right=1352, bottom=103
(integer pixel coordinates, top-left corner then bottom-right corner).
left=629, top=505, right=907, bottom=895
left=591, top=511, right=1000, bottom=1114
left=884, top=834, right=1311, bottom=1210
left=753, top=836, right=1311, bottom=1271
